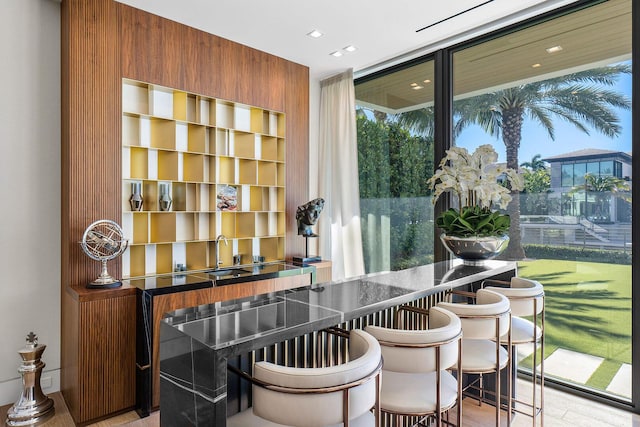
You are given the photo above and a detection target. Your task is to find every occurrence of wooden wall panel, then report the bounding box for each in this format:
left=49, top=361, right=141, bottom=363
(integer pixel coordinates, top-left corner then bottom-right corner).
left=62, top=0, right=309, bottom=422
left=61, top=0, right=122, bottom=289
left=285, top=60, right=310, bottom=256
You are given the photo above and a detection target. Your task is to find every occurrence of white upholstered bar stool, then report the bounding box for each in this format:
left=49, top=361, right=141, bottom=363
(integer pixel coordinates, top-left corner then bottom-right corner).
left=364, top=306, right=462, bottom=427
left=483, top=277, right=545, bottom=426
left=437, top=288, right=512, bottom=427
left=227, top=329, right=382, bottom=427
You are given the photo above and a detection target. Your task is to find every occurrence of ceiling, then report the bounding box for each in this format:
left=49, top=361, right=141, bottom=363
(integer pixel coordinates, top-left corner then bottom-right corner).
left=356, top=0, right=632, bottom=113
left=115, top=0, right=580, bottom=80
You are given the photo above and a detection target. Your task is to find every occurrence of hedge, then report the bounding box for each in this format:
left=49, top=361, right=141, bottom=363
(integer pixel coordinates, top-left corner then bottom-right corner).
left=522, top=244, right=631, bottom=265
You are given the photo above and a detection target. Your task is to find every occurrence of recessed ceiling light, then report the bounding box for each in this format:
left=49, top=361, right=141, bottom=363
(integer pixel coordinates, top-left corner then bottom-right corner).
left=545, top=45, right=563, bottom=54
left=531, top=63, right=542, bottom=68
left=343, top=45, right=357, bottom=52
left=410, top=82, right=418, bottom=87
left=330, top=51, right=343, bottom=57
left=412, top=85, right=424, bottom=90
left=423, top=79, right=431, bottom=84
left=307, top=30, right=323, bottom=38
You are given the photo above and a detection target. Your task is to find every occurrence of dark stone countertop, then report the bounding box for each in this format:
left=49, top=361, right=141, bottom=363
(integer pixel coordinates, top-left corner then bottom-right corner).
left=126, top=261, right=316, bottom=296
left=162, top=259, right=517, bottom=354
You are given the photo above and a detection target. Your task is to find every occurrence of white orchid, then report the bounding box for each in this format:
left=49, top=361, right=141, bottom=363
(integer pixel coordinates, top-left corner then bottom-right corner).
left=428, top=144, right=524, bottom=211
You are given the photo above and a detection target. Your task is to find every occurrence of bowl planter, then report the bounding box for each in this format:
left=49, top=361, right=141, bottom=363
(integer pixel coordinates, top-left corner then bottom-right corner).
left=440, top=233, right=509, bottom=265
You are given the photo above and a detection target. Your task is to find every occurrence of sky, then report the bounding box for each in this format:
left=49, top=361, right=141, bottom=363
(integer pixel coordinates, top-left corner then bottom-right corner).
left=455, top=69, right=632, bottom=165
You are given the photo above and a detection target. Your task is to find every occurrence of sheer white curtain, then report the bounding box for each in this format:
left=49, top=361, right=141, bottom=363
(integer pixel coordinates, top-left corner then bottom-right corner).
left=318, top=69, right=365, bottom=280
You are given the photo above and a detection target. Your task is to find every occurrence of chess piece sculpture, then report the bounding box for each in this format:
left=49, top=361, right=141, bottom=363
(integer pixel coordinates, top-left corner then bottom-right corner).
left=5, top=332, right=55, bottom=426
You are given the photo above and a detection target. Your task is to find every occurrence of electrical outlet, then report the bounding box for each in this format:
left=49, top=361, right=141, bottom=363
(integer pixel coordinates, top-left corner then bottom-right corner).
left=41, top=376, right=52, bottom=389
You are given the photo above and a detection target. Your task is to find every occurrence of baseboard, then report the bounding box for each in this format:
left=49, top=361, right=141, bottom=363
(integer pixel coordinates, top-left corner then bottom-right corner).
left=0, top=369, right=60, bottom=406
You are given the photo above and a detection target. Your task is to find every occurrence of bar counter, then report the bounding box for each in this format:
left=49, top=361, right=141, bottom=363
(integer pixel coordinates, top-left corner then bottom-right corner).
left=159, top=260, right=517, bottom=426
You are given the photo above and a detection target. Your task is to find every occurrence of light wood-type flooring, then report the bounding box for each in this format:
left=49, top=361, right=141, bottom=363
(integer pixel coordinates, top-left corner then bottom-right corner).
left=2, top=380, right=639, bottom=426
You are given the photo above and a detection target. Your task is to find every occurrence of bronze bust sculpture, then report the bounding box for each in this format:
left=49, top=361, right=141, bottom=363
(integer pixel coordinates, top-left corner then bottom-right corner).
left=296, top=198, right=325, bottom=237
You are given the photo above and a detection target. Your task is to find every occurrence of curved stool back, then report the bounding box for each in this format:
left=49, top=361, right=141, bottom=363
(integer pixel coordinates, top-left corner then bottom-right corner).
left=365, top=306, right=462, bottom=427
left=437, top=289, right=512, bottom=427
left=483, top=277, right=545, bottom=426
left=228, top=329, right=382, bottom=427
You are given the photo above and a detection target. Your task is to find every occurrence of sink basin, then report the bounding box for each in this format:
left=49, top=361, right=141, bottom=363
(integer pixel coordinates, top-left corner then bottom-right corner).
left=208, top=268, right=251, bottom=277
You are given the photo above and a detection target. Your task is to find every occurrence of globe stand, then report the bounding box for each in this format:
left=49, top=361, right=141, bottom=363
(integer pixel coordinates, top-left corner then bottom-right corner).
left=87, top=259, right=122, bottom=289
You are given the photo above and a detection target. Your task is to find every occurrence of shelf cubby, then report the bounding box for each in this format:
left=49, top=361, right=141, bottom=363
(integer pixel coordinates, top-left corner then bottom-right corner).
left=122, top=80, right=149, bottom=115
left=220, top=211, right=237, bottom=238
left=261, top=136, right=278, bottom=161
left=128, top=147, right=148, bottom=180
left=193, top=212, right=213, bottom=240
left=196, top=97, right=214, bottom=126
left=176, top=212, right=196, bottom=242
left=234, top=131, right=256, bottom=158
left=277, top=114, right=285, bottom=138
left=173, top=91, right=197, bottom=123
left=182, top=153, right=205, bottom=182
left=216, top=101, right=234, bottom=129
left=127, top=245, right=147, bottom=278
left=255, top=212, right=269, bottom=237
left=149, top=85, right=174, bottom=119
left=277, top=163, right=285, bottom=187
left=157, top=150, right=179, bottom=181
left=268, top=112, right=279, bottom=136
left=155, top=243, right=174, bottom=274
left=238, top=159, right=257, bottom=185
left=237, top=239, right=253, bottom=263
left=132, top=212, right=149, bottom=244
left=186, top=241, right=208, bottom=271
left=250, top=186, right=269, bottom=211
left=250, top=107, right=264, bottom=134
left=150, top=119, right=176, bottom=150
left=123, top=114, right=141, bottom=147
left=215, top=129, right=229, bottom=156
left=258, top=161, right=277, bottom=186
left=234, top=104, right=251, bottom=132
left=218, top=156, right=235, bottom=184
left=150, top=212, right=176, bottom=243
left=277, top=138, right=285, bottom=162
left=259, top=237, right=285, bottom=262
left=276, top=187, right=285, bottom=211
left=236, top=212, right=256, bottom=238
left=187, top=124, right=206, bottom=153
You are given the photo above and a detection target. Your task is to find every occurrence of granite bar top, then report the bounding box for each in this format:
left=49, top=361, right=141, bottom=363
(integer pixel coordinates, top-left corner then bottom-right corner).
left=162, top=259, right=517, bottom=355
left=126, top=261, right=315, bottom=296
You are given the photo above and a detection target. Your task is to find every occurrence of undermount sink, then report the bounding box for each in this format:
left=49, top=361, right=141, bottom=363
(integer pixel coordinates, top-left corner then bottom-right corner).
left=208, top=268, right=251, bottom=277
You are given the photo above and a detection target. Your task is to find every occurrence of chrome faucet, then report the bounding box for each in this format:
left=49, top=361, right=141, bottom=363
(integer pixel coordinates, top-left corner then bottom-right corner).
left=215, top=234, right=228, bottom=269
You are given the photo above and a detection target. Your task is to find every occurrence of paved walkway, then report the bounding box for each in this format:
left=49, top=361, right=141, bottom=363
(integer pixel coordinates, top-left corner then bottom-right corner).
left=516, top=345, right=631, bottom=399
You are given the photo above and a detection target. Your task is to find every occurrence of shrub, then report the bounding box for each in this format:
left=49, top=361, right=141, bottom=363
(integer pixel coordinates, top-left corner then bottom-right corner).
left=523, top=244, right=631, bottom=265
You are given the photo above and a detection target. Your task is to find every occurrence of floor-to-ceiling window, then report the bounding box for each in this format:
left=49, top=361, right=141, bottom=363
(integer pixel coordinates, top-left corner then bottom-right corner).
left=355, top=60, right=435, bottom=273
left=355, top=0, right=635, bottom=410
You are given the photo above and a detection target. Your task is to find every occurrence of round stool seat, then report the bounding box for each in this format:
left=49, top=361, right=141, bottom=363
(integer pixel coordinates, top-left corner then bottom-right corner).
left=380, top=370, right=458, bottom=415
left=460, top=339, right=509, bottom=373
left=501, top=316, right=542, bottom=344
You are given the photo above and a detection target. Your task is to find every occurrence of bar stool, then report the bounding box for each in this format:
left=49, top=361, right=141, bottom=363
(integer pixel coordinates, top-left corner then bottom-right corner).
left=483, top=277, right=544, bottom=426
left=437, top=288, right=512, bottom=427
left=364, top=306, right=463, bottom=427
left=227, top=329, right=383, bottom=427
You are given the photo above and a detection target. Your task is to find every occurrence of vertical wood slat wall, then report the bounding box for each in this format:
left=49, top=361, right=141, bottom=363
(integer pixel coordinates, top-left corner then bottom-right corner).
left=61, top=0, right=310, bottom=423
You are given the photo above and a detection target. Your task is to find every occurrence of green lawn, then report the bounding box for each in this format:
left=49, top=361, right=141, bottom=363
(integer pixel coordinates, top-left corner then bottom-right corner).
left=517, top=259, right=631, bottom=389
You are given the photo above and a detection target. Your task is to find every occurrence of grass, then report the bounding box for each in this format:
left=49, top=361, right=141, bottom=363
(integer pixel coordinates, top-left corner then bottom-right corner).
left=517, top=259, right=631, bottom=389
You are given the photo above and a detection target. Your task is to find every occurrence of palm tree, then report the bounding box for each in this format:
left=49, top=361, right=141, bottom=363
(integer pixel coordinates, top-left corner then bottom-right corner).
left=520, top=154, right=547, bottom=171
left=398, top=64, right=631, bottom=259
left=568, top=173, right=631, bottom=222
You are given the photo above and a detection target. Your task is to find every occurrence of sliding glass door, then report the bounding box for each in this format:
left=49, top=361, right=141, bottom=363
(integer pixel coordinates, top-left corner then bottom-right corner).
left=355, top=0, right=636, bottom=410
